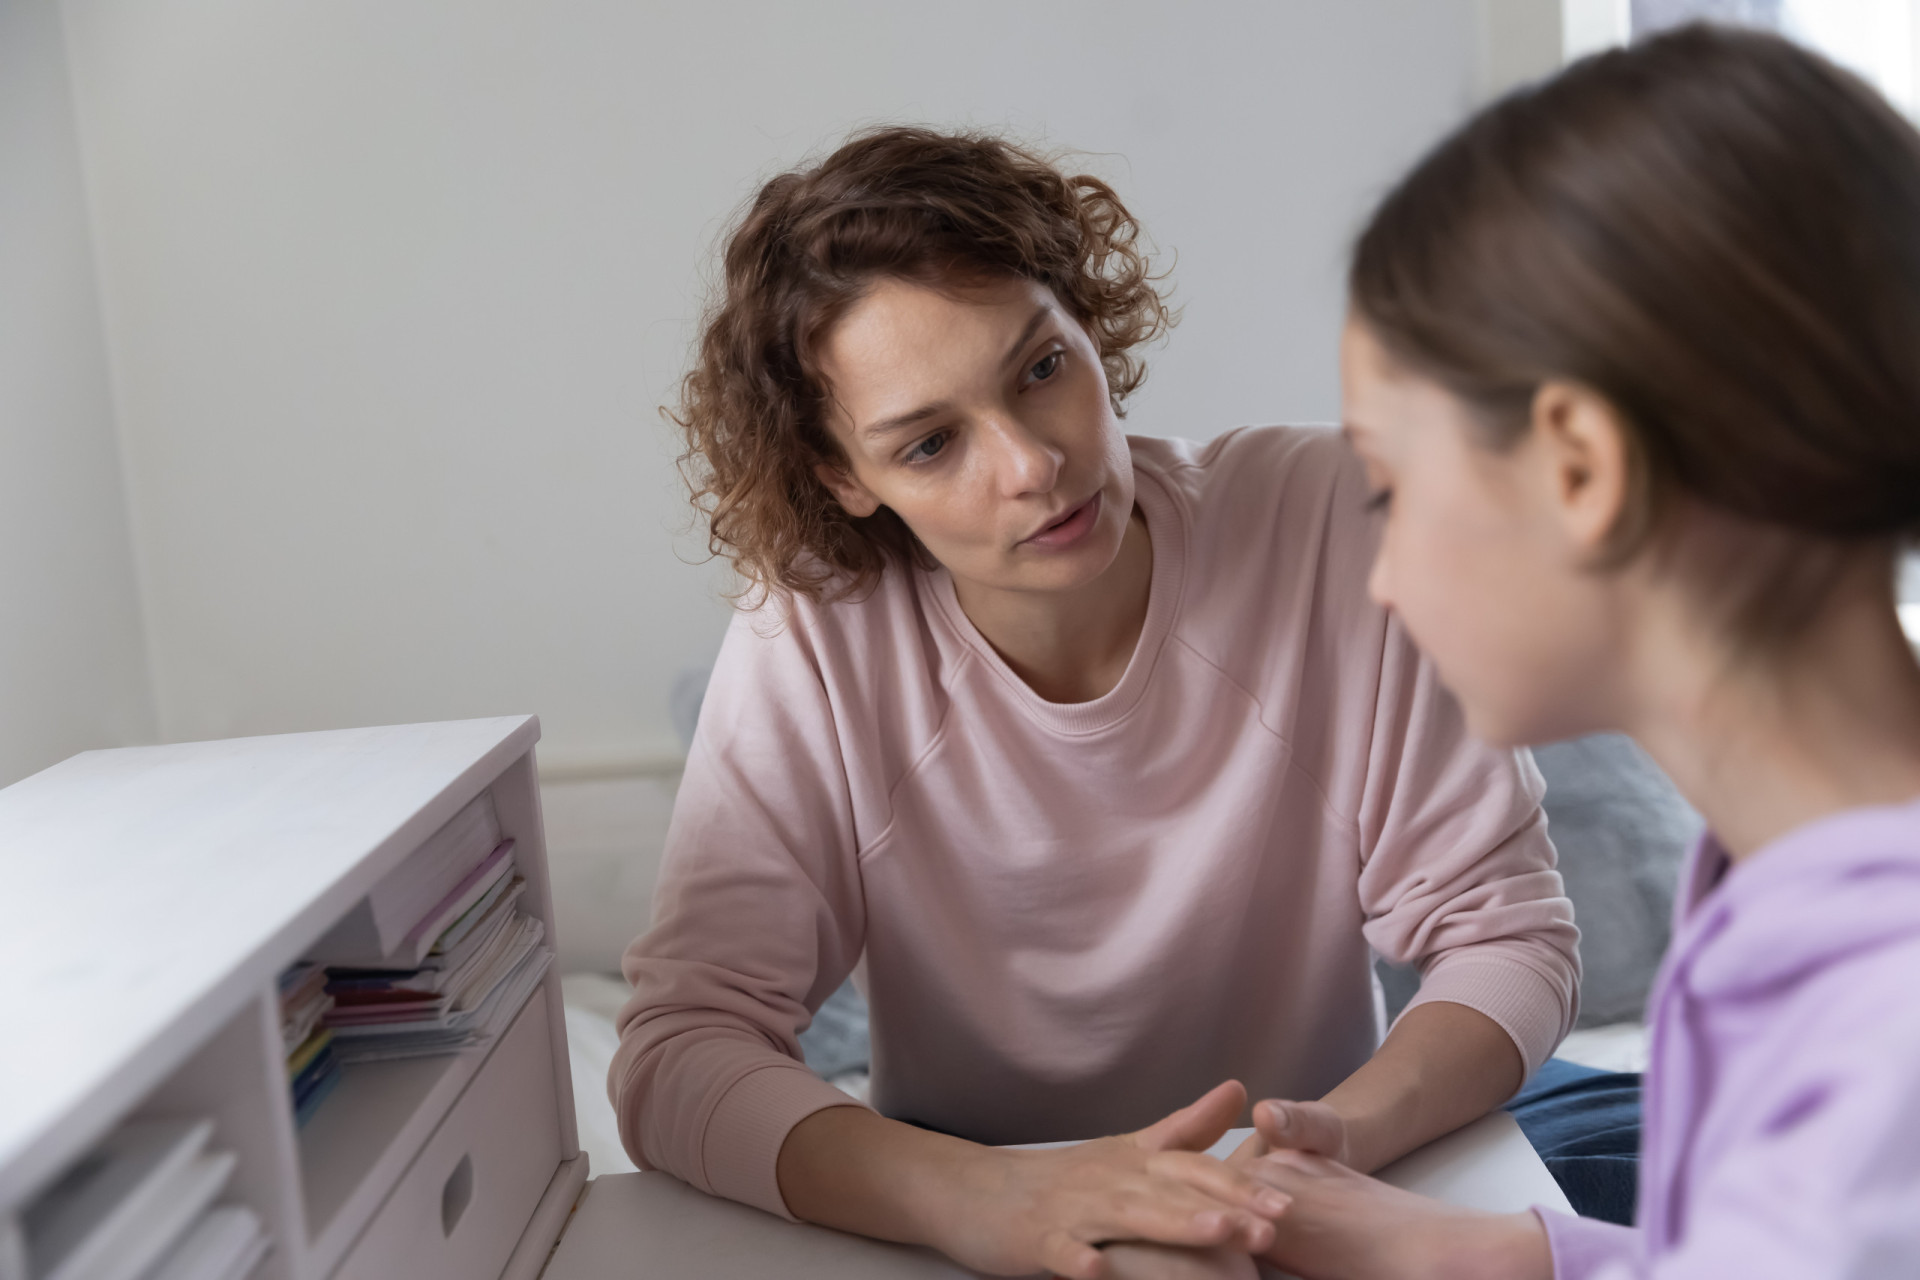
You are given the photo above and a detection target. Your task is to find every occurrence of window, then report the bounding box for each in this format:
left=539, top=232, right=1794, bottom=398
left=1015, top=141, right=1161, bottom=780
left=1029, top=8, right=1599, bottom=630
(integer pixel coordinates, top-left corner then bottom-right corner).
left=1567, top=0, right=1920, bottom=112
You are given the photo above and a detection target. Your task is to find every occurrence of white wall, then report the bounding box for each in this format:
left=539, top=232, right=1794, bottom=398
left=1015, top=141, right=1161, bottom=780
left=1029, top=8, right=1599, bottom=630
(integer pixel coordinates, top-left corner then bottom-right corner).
left=0, top=0, right=155, bottom=788
left=55, top=0, right=1489, bottom=773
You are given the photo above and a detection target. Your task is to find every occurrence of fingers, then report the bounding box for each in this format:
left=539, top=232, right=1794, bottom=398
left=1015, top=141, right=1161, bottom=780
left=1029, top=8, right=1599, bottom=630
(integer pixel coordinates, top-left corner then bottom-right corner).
left=1147, top=1150, right=1290, bottom=1219
left=1039, top=1194, right=1242, bottom=1277
left=1252, top=1099, right=1345, bottom=1159
left=1106, top=1177, right=1284, bottom=1254
left=1099, top=1243, right=1263, bottom=1280
left=1245, top=1146, right=1343, bottom=1192
left=1039, top=1229, right=1106, bottom=1280
left=1224, top=1129, right=1268, bottom=1167
left=1134, top=1080, right=1248, bottom=1154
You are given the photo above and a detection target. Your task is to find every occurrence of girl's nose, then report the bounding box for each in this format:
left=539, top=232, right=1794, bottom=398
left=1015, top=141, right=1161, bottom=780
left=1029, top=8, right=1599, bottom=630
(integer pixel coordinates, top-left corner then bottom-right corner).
left=1367, top=551, right=1394, bottom=611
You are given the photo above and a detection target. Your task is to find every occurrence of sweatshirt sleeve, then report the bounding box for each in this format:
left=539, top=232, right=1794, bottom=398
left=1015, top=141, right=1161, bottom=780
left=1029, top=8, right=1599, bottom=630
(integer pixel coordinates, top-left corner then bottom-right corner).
left=609, top=607, right=872, bottom=1219
left=1537, top=952, right=1920, bottom=1279
left=1354, top=614, right=1582, bottom=1078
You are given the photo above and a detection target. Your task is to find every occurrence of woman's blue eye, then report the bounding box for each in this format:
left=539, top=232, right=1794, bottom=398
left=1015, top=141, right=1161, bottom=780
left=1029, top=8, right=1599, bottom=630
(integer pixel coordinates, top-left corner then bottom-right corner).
left=907, top=431, right=948, bottom=463
left=1030, top=353, right=1061, bottom=381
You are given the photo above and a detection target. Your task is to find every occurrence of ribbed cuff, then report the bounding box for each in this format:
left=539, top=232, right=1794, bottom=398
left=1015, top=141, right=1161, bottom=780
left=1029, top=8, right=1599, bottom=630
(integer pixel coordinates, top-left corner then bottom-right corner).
left=700, top=1062, right=870, bottom=1220
left=1400, top=951, right=1573, bottom=1082
left=1533, top=1207, right=1641, bottom=1279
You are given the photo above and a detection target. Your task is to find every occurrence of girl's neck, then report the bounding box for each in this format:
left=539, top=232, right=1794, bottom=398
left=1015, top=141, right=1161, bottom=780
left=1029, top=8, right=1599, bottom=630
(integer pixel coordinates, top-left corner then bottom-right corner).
left=951, top=506, right=1154, bottom=704
left=1626, top=567, right=1920, bottom=862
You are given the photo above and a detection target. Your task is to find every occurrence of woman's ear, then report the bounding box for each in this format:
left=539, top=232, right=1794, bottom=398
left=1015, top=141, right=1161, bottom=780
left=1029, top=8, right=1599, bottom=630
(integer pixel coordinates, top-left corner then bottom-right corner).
left=1530, top=381, right=1630, bottom=556
left=814, top=460, right=883, bottom=518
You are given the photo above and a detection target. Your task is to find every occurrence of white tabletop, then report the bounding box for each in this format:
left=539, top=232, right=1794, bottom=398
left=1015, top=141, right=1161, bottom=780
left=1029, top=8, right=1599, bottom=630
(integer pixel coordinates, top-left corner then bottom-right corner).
left=0, top=716, right=538, bottom=1211
left=544, top=1110, right=1569, bottom=1278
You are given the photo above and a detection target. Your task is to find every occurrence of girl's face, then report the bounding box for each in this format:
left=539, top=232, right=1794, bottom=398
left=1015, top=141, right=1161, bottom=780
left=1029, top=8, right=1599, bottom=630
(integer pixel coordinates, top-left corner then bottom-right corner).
left=1340, top=316, right=1625, bottom=746
left=813, top=275, right=1136, bottom=597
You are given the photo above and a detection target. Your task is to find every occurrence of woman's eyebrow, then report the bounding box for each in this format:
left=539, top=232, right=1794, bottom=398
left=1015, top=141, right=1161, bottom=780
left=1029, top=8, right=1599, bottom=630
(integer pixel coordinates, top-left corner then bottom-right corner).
left=861, top=306, right=1055, bottom=440
left=1000, top=305, right=1053, bottom=371
left=862, top=402, right=947, bottom=441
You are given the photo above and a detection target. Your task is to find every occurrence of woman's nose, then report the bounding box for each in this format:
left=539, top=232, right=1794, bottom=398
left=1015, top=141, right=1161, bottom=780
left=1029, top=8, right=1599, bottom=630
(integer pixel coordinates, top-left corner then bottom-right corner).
left=987, top=419, right=1064, bottom=496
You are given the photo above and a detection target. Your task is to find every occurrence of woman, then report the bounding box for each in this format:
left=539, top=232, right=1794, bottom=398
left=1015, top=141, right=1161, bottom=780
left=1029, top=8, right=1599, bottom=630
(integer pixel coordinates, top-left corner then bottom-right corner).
left=1237, top=24, right=1920, bottom=1279
left=612, top=126, right=1583, bottom=1278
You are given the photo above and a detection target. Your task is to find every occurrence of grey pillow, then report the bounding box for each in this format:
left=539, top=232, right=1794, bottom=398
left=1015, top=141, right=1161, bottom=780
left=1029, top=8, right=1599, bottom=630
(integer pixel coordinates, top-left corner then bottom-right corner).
left=1532, top=734, right=1701, bottom=1026
left=1378, top=733, right=1700, bottom=1029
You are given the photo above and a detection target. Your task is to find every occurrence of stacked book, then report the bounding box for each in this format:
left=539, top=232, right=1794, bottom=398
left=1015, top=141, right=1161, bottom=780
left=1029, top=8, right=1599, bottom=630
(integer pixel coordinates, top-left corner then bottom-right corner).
left=306, top=793, right=551, bottom=1064
left=277, top=963, right=339, bottom=1126
left=13, top=1118, right=268, bottom=1280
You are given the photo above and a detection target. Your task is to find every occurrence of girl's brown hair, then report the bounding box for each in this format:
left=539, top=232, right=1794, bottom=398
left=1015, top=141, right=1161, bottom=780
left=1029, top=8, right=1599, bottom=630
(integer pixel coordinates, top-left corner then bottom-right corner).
left=673, top=126, right=1171, bottom=604
left=1351, top=24, right=1920, bottom=639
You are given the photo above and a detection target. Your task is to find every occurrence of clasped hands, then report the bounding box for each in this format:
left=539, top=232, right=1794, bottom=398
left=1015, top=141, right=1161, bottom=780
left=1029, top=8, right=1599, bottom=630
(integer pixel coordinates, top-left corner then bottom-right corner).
left=957, top=1078, right=1359, bottom=1280
left=1080, top=1083, right=1544, bottom=1280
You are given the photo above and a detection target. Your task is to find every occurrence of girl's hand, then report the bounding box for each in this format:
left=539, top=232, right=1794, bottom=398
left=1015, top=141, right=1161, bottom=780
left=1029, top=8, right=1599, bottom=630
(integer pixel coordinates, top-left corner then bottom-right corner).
left=1227, top=1097, right=1354, bottom=1167
left=936, top=1081, right=1291, bottom=1279
left=1242, top=1148, right=1552, bottom=1280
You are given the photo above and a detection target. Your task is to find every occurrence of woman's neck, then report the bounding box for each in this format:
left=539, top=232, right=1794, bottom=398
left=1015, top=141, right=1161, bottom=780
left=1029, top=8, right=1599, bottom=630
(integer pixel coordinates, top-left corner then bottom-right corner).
left=951, top=506, right=1154, bottom=704
left=1625, top=568, right=1920, bottom=863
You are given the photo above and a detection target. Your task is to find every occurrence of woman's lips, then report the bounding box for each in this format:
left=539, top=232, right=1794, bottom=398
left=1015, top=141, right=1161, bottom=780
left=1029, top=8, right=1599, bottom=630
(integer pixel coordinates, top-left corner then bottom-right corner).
left=1020, top=492, right=1102, bottom=550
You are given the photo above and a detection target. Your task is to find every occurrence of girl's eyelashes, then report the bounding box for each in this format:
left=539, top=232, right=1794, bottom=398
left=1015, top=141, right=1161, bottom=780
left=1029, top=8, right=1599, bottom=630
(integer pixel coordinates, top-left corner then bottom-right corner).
left=1364, top=487, right=1394, bottom=513
left=904, top=429, right=951, bottom=465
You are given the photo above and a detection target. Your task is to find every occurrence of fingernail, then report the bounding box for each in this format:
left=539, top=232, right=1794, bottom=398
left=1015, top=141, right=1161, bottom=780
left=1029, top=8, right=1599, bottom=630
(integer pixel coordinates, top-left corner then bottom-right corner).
left=1257, top=1188, right=1289, bottom=1215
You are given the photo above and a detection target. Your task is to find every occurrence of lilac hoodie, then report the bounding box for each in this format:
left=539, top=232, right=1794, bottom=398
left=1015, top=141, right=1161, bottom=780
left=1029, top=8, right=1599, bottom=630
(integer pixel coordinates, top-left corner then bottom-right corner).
left=1540, top=798, right=1920, bottom=1276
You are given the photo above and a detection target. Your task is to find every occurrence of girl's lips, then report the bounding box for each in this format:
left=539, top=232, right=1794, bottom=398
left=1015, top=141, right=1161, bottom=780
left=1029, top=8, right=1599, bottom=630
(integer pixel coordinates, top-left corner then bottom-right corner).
left=1020, top=492, right=1102, bottom=550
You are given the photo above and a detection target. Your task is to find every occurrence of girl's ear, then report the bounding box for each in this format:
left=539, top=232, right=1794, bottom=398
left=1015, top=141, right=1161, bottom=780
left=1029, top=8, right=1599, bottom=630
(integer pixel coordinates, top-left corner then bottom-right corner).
left=1531, top=380, right=1631, bottom=556
left=814, top=460, right=883, bottom=518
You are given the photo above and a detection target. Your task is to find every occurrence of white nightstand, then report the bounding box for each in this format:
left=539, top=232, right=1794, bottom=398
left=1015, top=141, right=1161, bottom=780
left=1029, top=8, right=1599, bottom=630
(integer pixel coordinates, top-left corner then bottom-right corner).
left=1, top=717, right=587, bottom=1280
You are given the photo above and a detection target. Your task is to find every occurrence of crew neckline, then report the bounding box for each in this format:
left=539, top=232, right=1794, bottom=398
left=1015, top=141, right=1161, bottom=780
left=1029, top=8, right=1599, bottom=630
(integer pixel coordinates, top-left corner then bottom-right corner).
left=920, top=447, right=1189, bottom=736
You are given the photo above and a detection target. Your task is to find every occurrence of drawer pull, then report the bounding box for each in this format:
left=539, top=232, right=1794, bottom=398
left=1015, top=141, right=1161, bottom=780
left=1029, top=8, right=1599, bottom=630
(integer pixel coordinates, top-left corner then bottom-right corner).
left=441, top=1154, right=475, bottom=1237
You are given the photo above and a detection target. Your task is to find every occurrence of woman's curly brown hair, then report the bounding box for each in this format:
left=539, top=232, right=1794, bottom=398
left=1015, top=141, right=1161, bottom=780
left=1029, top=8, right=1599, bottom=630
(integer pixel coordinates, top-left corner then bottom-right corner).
left=671, top=126, right=1173, bottom=604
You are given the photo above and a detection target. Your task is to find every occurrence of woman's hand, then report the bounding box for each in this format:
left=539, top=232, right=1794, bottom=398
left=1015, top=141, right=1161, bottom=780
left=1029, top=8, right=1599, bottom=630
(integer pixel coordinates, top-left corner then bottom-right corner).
left=1097, top=1243, right=1261, bottom=1280
left=1242, top=1148, right=1552, bottom=1280
left=932, top=1081, right=1291, bottom=1279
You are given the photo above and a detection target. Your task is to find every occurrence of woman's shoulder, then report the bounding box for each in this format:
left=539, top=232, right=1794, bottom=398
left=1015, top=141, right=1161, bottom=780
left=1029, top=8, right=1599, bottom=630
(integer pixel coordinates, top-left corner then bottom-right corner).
left=713, top=559, right=967, bottom=737
left=1132, top=424, right=1377, bottom=611
left=1130, top=424, right=1354, bottom=503
left=723, top=560, right=936, bottom=662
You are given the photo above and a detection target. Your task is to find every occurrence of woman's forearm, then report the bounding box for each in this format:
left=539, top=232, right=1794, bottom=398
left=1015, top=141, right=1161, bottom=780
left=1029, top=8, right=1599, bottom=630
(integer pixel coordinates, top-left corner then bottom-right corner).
left=1320, top=1001, right=1524, bottom=1173
left=775, top=1104, right=980, bottom=1246
left=775, top=1083, right=1293, bottom=1278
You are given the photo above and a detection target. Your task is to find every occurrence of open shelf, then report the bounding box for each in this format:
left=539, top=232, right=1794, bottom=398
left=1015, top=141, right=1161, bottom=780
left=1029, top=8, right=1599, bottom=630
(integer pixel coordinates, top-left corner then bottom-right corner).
left=3, top=719, right=573, bottom=1280
left=128, top=990, right=302, bottom=1280
left=296, top=990, right=541, bottom=1275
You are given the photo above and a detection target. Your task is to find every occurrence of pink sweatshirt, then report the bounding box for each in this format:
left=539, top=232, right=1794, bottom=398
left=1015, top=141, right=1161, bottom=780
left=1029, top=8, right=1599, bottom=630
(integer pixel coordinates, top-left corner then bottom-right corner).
left=613, top=426, right=1580, bottom=1219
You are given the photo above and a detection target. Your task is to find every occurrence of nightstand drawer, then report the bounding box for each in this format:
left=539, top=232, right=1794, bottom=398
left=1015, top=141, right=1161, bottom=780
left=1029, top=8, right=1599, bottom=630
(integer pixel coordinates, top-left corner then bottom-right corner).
left=333, top=988, right=562, bottom=1280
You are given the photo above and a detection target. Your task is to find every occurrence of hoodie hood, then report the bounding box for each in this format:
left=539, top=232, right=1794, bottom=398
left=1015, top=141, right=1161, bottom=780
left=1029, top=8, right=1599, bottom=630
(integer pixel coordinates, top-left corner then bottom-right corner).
left=1670, top=796, right=1920, bottom=1003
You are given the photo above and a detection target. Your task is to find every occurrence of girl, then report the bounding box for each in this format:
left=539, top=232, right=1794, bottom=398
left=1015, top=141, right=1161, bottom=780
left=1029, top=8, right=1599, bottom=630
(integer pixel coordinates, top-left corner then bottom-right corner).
left=613, top=127, right=1586, bottom=1278
left=1239, top=23, right=1920, bottom=1279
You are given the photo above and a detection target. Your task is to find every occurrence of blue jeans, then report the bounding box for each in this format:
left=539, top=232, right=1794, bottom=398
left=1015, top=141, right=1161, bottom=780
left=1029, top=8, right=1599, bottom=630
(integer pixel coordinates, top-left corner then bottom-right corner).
left=1506, top=1057, right=1641, bottom=1225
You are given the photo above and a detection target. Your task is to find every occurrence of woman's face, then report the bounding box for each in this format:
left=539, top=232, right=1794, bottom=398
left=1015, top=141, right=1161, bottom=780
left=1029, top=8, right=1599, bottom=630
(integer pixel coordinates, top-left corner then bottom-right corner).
left=1340, top=316, right=1623, bottom=746
left=813, top=275, right=1136, bottom=597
